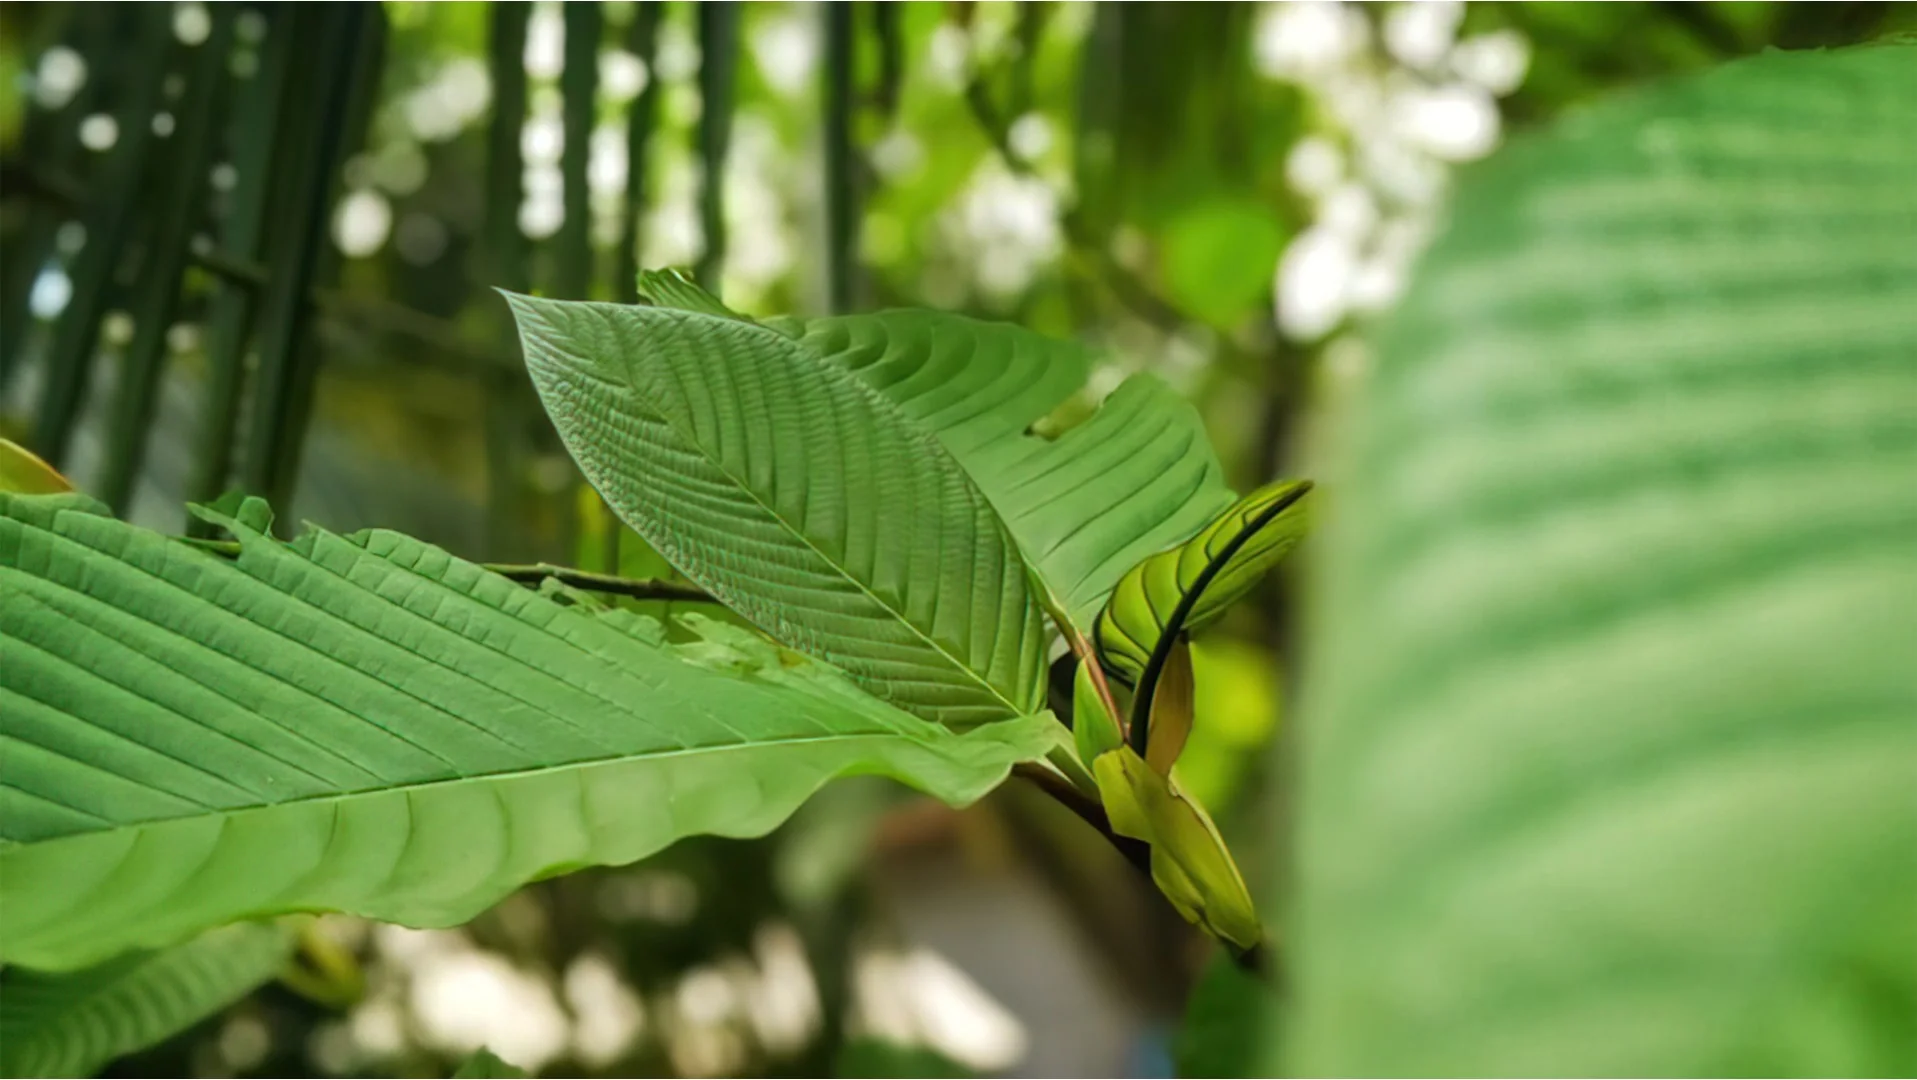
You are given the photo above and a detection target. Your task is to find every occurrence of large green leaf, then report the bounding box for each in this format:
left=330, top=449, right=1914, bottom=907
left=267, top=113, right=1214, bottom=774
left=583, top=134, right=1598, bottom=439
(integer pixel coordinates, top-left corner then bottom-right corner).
left=785, top=309, right=1094, bottom=462
left=507, top=295, right=1047, bottom=728
left=772, top=308, right=1239, bottom=626
left=0, top=922, right=292, bottom=1078
left=630, top=279, right=1239, bottom=628
left=1290, top=46, right=1917, bottom=1075
left=1094, top=478, right=1312, bottom=687
left=0, top=494, right=1056, bottom=970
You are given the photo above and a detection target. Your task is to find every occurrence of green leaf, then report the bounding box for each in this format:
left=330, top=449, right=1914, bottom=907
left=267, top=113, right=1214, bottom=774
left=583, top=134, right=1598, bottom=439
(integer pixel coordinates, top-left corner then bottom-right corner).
left=451, top=1048, right=529, bottom=1078
left=1094, top=746, right=1261, bottom=950
left=1291, top=46, right=1917, bottom=1076
left=634, top=267, right=753, bottom=323
left=1071, top=659, right=1123, bottom=765
left=0, top=493, right=1057, bottom=970
left=1095, top=479, right=1312, bottom=687
left=1175, top=953, right=1279, bottom=1079
left=791, top=310, right=1239, bottom=625
left=629, top=280, right=1243, bottom=629
left=0, top=439, right=73, bottom=496
left=0, top=921, right=293, bottom=1078
left=505, top=294, right=1049, bottom=729
left=788, top=309, right=1093, bottom=462
left=1144, top=637, right=1194, bottom=776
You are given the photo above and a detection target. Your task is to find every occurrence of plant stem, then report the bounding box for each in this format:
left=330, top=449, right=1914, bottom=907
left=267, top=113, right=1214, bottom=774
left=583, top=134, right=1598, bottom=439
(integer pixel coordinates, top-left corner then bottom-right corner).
left=1069, top=628, right=1126, bottom=742
left=1013, top=762, right=1152, bottom=881
left=1027, top=571, right=1128, bottom=742
left=179, top=538, right=717, bottom=604
left=1231, top=940, right=1274, bottom=981
left=1043, top=742, right=1099, bottom=799
left=483, top=563, right=713, bottom=603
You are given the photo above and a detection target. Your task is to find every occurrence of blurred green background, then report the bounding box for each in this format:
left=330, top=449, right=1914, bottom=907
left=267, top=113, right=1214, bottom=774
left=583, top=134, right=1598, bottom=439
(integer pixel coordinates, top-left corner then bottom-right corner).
left=0, top=3, right=1908, bottom=1076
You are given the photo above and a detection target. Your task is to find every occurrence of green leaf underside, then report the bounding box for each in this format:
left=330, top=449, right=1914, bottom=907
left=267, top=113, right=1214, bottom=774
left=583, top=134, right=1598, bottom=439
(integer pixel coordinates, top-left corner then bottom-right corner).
left=0, top=494, right=1056, bottom=970
left=1145, top=638, right=1194, bottom=776
left=1292, top=46, right=1917, bottom=1076
left=1095, top=479, right=1311, bottom=684
left=792, top=312, right=1239, bottom=626
left=1175, top=954, right=1279, bottom=1079
left=508, top=295, right=1048, bottom=729
left=628, top=276, right=1239, bottom=630
left=0, top=922, right=293, bottom=1078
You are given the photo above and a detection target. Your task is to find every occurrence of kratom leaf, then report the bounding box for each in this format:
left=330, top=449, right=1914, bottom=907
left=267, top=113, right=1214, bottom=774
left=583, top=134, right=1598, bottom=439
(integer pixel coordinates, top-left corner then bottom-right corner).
left=1095, top=479, right=1312, bottom=687
left=0, top=921, right=293, bottom=1078
left=0, top=438, right=73, bottom=496
left=1144, top=638, right=1194, bottom=776
left=788, top=309, right=1094, bottom=462
left=1071, top=658, right=1123, bottom=765
left=0, top=493, right=1057, bottom=970
left=506, top=294, right=1049, bottom=728
left=630, top=280, right=1243, bottom=627
left=1094, top=746, right=1261, bottom=950
left=1291, top=46, right=1917, bottom=1076
left=451, top=1048, right=529, bottom=1078
left=634, top=267, right=753, bottom=323
left=793, top=311, right=1239, bottom=625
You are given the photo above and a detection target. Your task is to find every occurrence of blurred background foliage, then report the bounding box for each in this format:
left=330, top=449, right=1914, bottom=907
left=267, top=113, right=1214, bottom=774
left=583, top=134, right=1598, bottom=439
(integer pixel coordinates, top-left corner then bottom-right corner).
left=0, top=3, right=1908, bottom=1076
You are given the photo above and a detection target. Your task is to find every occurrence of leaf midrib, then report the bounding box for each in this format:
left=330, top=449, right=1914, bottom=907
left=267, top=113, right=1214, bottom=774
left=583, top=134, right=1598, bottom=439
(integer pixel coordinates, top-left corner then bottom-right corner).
left=3, top=728, right=971, bottom=845
left=620, top=312, right=1031, bottom=719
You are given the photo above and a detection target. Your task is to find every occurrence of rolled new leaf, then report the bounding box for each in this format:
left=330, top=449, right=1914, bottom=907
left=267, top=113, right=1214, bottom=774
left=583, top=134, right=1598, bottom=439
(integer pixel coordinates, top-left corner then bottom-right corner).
left=1096, top=479, right=1312, bottom=692
left=0, top=493, right=1057, bottom=970
left=1144, top=638, right=1195, bottom=776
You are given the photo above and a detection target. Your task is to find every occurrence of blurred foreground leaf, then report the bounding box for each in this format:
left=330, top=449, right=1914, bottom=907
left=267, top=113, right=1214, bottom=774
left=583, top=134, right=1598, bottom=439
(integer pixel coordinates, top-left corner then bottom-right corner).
left=1291, top=44, right=1917, bottom=1076
left=1175, top=953, right=1277, bottom=1079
